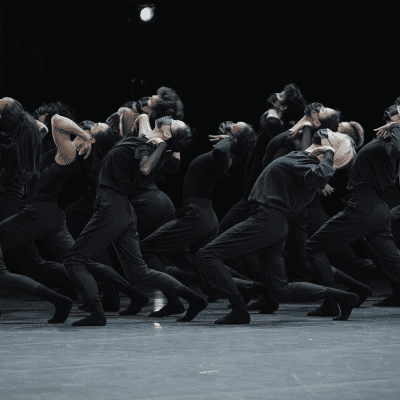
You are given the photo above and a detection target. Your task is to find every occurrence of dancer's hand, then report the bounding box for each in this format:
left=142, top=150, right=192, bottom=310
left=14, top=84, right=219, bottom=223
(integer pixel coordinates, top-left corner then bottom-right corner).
left=35, top=120, right=48, bottom=139
left=209, top=134, right=230, bottom=142
left=320, top=184, right=334, bottom=197
left=374, top=122, right=396, bottom=139
left=307, top=145, right=334, bottom=158
left=77, top=137, right=95, bottom=159
left=290, top=114, right=314, bottom=137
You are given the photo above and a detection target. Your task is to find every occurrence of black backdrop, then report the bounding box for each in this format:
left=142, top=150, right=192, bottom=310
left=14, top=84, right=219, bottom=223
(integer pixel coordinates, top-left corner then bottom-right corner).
left=1, top=0, right=400, bottom=274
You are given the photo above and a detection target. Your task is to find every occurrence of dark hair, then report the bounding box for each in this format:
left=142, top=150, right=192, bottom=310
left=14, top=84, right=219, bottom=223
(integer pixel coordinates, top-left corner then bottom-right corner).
left=280, top=83, right=308, bottom=125
left=105, top=112, right=120, bottom=137
left=166, top=123, right=194, bottom=153
left=83, top=125, right=120, bottom=182
left=122, top=101, right=134, bottom=108
left=319, top=110, right=341, bottom=132
left=149, top=87, right=184, bottom=126
left=33, top=101, right=78, bottom=132
left=0, top=101, right=42, bottom=180
left=231, top=124, right=256, bottom=161
left=393, top=97, right=400, bottom=107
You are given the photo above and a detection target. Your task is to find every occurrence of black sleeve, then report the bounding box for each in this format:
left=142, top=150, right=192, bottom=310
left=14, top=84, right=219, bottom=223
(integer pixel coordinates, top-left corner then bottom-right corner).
left=139, top=142, right=168, bottom=175
left=294, top=151, right=335, bottom=189
left=262, top=131, right=291, bottom=170
left=161, top=152, right=180, bottom=174
left=211, top=136, right=234, bottom=170
left=383, top=123, right=400, bottom=159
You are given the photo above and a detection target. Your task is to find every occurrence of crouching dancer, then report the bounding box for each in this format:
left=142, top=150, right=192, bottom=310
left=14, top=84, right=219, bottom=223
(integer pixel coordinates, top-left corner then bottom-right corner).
left=196, top=127, right=360, bottom=324
left=306, top=106, right=400, bottom=310
left=63, top=114, right=207, bottom=326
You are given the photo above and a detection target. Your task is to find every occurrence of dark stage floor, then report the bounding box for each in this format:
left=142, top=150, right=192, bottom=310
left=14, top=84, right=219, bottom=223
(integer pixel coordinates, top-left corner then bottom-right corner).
left=0, top=281, right=399, bottom=400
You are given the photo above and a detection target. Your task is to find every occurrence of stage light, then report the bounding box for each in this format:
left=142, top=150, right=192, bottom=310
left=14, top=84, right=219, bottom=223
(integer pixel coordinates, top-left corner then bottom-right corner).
left=140, top=6, right=154, bottom=22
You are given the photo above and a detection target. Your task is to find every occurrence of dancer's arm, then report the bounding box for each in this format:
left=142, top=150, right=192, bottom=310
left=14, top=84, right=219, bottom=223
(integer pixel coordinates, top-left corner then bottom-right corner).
left=296, top=147, right=335, bottom=189
left=381, top=123, right=400, bottom=159
left=51, top=115, right=94, bottom=162
left=118, top=107, right=139, bottom=138
left=139, top=140, right=168, bottom=176
left=35, top=120, right=48, bottom=140
left=211, top=136, right=235, bottom=169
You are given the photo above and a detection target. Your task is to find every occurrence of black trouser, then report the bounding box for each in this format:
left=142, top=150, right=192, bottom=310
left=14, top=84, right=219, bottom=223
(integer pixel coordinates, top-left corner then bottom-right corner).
left=306, top=192, right=400, bottom=287
left=129, top=189, right=176, bottom=240
left=0, top=194, right=72, bottom=285
left=390, top=205, right=400, bottom=247
left=129, top=188, right=192, bottom=270
left=0, top=200, right=77, bottom=295
left=64, top=187, right=189, bottom=301
left=65, top=194, right=117, bottom=269
left=306, top=194, right=370, bottom=277
left=196, top=205, right=328, bottom=302
left=139, top=197, right=219, bottom=273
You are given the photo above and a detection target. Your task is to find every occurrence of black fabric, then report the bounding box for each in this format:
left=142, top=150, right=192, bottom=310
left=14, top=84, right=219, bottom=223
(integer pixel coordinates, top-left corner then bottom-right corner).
left=343, top=124, right=400, bottom=213
left=182, top=137, right=233, bottom=201
left=262, top=130, right=302, bottom=170
left=26, top=148, right=84, bottom=204
left=0, top=194, right=73, bottom=285
left=249, top=150, right=334, bottom=217
left=242, top=116, right=284, bottom=197
left=307, top=192, right=400, bottom=286
left=196, top=206, right=328, bottom=303
left=98, top=136, right=154, bottom=196
left=64, top=187, right=188, bottom=301
left=0, top=170, right=25, bottom=198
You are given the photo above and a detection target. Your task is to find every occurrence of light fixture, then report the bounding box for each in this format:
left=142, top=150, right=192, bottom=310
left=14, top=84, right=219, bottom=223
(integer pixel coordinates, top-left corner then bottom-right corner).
left=139, top=5, right=155, bottom=22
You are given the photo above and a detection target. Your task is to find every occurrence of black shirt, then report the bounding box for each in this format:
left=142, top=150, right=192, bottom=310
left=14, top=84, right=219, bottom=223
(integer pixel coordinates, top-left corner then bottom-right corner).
left=343, top=123, right=400, bottom=213
left=26, top=148, right=84, bottom=204
left=182, top=137, right=234, bottom=201
left=248, top=150, right=335, bottom=217
left=98, top=135, right=155, bottom=197
left=243, top=116, right=284, bottom=197
left=0, top=171, right=25, bottom=199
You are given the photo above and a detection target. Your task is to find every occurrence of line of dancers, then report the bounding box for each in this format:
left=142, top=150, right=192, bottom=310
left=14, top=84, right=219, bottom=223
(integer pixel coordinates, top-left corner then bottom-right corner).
left=1, top=84, right=400, bottom=326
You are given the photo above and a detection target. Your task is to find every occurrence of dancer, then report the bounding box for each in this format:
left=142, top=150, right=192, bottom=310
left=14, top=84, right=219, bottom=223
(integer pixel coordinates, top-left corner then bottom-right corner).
left=138, top=120, right=259, bottom=317
left=0, top=97, right=73, bottom=323
left=0, top=113, right=151, bottom=323
left=63, top=113, right=208, bottom=326
left=306, top=105, right=400, bottom=310
left=195, top=127, right=360, bottom=324
left=218, top=83, right=308, bottom=236
left=33, top=101, right=79, bottom=153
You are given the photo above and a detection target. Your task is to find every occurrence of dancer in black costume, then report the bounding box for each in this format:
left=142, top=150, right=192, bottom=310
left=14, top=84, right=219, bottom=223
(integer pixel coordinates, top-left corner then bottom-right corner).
left=63, top=113, right=208, bottom=326
left=196, top=120, right=361, bottom=324
left=139, top=121, right=262, bottom=318
left=0, top=112, right=151, bottom=323
left=306, top=105, right=400, bottom=310
left=0, top=97, right=73, bottom=322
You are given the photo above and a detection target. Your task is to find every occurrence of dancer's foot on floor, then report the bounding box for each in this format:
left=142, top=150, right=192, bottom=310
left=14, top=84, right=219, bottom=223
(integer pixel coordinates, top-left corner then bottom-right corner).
left=373, top=294, right=400, bottom=307
left=149, top=300, right=185, bottom=317
left=72, top=313, right=107, bottom=327
left=259, top=300, right=279, bottom=314
left=333, top=293, right=359, bottom=321
left=177, top=296, right=208, bottom=322
left=354, top=284, right=371, bottom=307
left=48, top=297, right=74, bottom=324
left=307, top=300, right=340, bottom=317
left=214, top=310, right=251, bottom=325
left=119, top=294, right=149, bottom=316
